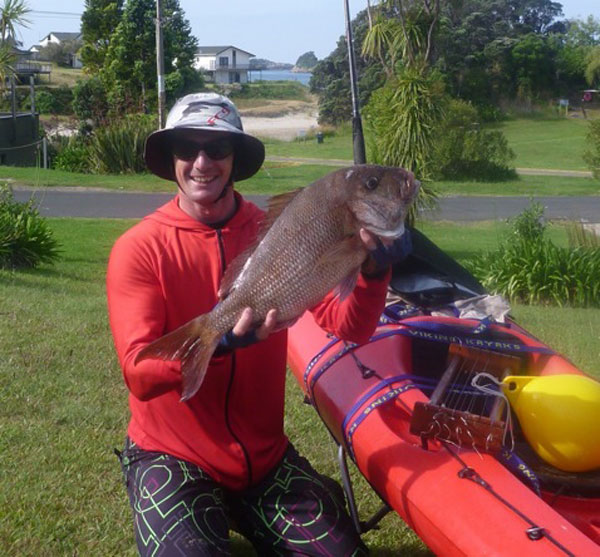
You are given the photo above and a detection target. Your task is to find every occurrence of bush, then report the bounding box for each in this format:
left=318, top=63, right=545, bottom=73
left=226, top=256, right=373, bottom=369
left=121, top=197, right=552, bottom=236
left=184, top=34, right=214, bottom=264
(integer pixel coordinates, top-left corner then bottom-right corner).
left=583, top=119, right=600, bottom=179
left=32, top=86, right=74, bottom=115
left=0, top=184, right=61, bottom=269
left=468, top=203, right=600, bottom=307
left=88, top=114, right=156, bottom=174
left=53, top=138, right=91, bottom=173
left=432, top=99, right=516, bottom=181
left=72, top=77, right=109, bottom=127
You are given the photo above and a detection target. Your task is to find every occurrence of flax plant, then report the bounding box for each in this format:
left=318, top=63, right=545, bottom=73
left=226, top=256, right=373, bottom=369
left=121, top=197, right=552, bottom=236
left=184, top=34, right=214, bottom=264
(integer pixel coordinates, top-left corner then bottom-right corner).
left=469, top=204, right=600, bottom=307
left=88, top=114, right=156, bottom=174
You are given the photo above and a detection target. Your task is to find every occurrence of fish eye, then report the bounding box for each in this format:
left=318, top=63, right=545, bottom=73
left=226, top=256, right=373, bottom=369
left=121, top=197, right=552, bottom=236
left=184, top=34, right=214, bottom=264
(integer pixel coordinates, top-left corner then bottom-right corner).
left=365, top=176, right=379, bottom=190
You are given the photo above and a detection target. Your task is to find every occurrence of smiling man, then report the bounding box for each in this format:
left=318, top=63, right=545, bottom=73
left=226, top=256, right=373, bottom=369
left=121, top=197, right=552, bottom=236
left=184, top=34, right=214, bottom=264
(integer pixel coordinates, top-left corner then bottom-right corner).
left=106, top=93, right=402, bottom=555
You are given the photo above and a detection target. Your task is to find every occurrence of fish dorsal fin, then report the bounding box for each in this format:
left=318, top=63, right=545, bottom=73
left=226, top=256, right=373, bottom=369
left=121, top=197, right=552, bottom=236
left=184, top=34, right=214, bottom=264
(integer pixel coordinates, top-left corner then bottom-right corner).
left=219, top=188, right=303, bottom=300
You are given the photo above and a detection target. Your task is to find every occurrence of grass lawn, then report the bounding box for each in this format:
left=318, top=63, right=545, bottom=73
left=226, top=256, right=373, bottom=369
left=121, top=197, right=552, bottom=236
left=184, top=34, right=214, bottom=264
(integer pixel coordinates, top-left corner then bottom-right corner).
left=1, top=218, right=599, bottom=555
left=489, top=115, right=592, bottom=171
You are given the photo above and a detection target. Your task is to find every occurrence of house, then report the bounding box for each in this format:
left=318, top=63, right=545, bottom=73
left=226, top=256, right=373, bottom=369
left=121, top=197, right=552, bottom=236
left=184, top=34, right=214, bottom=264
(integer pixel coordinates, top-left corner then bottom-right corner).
left=193, top=46, right=255, bottom=84
left=38, top=31, right=82, bottom=49
left=33, top=31, right=83, bottom=68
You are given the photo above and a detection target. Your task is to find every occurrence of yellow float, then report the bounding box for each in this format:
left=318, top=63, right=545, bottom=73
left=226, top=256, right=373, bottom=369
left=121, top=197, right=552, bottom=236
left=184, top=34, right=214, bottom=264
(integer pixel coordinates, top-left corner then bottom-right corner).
left=502, top=374, right=600, bottom=472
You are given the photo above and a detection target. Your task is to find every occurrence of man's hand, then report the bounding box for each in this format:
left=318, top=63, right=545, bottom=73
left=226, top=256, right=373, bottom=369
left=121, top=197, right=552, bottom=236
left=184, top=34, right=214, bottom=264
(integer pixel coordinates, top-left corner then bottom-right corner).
left=232, top=307, right=278, bottom=341
left=215, top=308, right=279, bottom=354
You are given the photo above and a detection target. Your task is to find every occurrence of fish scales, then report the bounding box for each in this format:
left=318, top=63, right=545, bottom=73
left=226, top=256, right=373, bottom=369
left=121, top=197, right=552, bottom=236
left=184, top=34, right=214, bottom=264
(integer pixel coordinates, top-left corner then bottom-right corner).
left=136, top=164, right=419, bottom=400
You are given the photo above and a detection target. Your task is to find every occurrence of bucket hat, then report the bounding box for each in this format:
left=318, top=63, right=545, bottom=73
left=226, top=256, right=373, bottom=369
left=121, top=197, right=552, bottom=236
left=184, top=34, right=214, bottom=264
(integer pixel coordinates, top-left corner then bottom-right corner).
left=144, top=93, right=265, bottom=182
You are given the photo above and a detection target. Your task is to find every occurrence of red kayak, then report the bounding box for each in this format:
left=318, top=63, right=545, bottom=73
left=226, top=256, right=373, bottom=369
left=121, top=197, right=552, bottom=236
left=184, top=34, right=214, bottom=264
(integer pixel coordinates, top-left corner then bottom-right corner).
left=287, top=230, right=600, bottom=556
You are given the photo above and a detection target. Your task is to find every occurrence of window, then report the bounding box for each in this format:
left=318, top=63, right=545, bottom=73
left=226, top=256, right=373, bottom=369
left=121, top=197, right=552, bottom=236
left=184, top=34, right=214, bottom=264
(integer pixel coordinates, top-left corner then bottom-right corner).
left=219, top=56, right=229, bottom=68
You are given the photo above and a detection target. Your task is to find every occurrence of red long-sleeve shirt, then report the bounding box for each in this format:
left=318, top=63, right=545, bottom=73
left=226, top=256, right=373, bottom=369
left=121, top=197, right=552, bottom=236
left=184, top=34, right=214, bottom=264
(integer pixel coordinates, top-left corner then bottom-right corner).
left=106, top=193, right=389, bottom=490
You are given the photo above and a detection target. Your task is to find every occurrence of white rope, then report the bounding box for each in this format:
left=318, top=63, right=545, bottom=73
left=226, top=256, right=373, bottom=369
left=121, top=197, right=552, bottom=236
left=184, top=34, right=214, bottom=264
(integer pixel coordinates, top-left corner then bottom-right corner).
left=471, top=372, right=515, bottom=451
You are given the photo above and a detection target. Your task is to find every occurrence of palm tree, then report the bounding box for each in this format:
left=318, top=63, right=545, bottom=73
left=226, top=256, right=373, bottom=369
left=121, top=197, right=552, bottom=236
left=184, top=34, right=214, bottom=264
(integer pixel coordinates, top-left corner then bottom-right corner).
left=0, top=0, right=30, bottom=89
left=0, top=0, right=31, bottom=44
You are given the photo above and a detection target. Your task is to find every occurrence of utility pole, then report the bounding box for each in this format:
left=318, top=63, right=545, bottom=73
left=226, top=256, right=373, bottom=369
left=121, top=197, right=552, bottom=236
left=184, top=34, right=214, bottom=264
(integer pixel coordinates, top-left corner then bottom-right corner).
left=343, top=0, right=366, bottom=165
left=156, top=0, right=166, bottom=128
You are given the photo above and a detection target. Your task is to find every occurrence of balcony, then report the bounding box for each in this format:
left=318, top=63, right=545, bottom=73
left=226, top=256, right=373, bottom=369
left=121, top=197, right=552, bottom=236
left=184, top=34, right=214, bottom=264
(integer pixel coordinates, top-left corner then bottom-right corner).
left=14, top=61, right=52, bottom=76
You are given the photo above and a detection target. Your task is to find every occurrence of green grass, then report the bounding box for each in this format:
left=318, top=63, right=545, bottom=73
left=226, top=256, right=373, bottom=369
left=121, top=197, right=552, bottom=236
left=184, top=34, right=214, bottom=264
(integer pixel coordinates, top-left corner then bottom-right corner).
left=488, top=115, right=592, bottom=171
left=1, top=218, right=599, bottom=555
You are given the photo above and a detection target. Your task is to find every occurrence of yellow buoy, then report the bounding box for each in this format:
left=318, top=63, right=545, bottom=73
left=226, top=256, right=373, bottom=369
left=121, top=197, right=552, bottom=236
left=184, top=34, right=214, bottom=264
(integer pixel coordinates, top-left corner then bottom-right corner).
left=501, top=374, right=600, bottom=472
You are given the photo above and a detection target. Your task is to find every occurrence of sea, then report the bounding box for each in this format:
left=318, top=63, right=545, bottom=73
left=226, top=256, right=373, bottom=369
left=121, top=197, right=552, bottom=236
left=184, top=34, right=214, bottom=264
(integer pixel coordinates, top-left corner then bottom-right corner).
left=247, top=69, right=312, bottom=86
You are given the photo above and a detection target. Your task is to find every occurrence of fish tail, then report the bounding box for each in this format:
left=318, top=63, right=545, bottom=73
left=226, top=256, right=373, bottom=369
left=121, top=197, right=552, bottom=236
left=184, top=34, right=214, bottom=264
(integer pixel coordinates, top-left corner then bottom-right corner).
left=134, top=314, right=222, bottom=401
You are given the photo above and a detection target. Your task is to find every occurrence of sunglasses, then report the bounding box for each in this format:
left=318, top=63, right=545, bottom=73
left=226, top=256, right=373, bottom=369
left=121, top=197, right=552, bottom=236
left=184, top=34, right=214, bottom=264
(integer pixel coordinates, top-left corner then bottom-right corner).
left=172, top=138, right=235, bottom=161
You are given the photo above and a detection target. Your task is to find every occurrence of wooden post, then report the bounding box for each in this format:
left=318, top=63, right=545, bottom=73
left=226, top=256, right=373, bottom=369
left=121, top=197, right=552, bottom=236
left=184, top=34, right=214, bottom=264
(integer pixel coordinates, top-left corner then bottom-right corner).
left=156, top=0, right=166, bottom=128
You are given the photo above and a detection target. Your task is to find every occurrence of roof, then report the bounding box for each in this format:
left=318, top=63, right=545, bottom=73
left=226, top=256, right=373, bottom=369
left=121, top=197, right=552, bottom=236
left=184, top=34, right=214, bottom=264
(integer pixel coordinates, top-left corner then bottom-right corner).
left=196, top=45, right=255, bottom=57
left=46, top=31, right=82, bottom=41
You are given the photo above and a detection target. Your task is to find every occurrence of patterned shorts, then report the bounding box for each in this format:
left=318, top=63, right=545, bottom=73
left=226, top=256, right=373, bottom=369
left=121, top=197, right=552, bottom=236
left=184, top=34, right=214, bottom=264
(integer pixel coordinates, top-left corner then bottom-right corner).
left=117, top=439, right=368, bottom=556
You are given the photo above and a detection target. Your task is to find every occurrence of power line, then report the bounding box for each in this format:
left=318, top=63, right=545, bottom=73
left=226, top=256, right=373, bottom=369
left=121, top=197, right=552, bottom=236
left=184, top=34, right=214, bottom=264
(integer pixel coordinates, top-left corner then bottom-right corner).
left=30, top=11, right=82, bottom=18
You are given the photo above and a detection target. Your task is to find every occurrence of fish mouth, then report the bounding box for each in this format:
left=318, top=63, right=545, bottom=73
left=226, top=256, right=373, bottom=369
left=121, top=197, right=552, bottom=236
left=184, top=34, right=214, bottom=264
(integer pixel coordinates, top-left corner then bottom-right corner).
left=365, top=221, right=405, bottom=239
left=359, top=202, right=407, bottom=239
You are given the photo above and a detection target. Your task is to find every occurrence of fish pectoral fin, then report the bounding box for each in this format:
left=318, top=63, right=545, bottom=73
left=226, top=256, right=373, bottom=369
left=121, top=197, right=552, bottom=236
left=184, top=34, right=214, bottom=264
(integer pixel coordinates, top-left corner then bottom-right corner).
left=134, top=314, right=222, bottom=401
left=315, top=235, right=363, bottom=268
left=335, top=268, right=360, bottom=302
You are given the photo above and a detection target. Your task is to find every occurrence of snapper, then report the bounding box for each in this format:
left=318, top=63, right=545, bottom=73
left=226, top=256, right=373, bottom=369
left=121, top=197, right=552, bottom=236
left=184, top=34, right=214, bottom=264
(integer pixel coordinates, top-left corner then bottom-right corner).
left=136, top=164, right=420, bottom=400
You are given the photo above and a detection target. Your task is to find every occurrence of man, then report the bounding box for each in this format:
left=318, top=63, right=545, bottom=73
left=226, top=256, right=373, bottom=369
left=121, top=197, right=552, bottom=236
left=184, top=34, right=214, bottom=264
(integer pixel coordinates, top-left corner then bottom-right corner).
left=107, top=93, right=398, bottom=555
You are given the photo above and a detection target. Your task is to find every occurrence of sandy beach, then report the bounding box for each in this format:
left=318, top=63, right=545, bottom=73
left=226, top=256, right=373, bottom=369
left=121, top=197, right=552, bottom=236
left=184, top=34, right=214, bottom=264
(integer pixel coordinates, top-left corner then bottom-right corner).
left=241, top=111, right=319, bottom=141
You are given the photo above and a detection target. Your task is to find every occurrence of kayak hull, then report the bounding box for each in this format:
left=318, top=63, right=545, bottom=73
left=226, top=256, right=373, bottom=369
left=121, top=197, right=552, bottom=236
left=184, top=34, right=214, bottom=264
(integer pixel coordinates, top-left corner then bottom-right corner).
left=287, top=312, right=600, bottom=556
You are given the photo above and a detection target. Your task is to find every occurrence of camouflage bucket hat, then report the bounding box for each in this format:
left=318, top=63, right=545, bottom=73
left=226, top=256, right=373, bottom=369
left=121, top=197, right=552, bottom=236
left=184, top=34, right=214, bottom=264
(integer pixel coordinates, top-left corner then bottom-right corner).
left=144, top=92, right=265, bottom=182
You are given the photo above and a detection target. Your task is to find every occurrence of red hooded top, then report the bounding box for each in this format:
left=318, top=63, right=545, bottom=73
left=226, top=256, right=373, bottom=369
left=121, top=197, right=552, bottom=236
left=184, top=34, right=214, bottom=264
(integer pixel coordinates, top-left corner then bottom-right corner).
left=107, top=193, right=389, bottom=490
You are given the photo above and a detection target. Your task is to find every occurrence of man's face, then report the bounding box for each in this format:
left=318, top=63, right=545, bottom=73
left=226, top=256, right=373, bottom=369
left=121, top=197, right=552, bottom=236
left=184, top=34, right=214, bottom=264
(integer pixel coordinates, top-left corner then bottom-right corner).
left=172, top=130, right=235, bottom=207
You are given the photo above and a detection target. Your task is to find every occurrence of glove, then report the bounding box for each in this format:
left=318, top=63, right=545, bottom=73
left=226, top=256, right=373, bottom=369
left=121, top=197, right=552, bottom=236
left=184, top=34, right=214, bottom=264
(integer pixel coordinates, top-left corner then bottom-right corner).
left=362, top=229, right=413, bottom=278
left=214, top=328, right=259, bottom=355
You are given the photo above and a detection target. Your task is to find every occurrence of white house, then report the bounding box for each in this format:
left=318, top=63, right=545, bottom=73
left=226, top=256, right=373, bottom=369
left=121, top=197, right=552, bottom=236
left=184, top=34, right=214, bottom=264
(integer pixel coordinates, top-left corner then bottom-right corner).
left=38, top=31, right=82, bottom=48
left=193, top=46, right=255, bottom=84
left=33, top=32, right=83, bottom=68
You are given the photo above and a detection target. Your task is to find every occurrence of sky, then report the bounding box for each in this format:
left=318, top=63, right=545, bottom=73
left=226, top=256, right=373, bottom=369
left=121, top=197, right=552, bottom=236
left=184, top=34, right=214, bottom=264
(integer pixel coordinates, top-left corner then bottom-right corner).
left=14, top=0, right=600, bottom=65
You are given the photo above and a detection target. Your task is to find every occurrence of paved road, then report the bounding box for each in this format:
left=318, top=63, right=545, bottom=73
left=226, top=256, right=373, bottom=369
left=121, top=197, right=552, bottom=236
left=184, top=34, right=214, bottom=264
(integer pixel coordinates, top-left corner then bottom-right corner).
left=12, top=186, right=600, bottom=222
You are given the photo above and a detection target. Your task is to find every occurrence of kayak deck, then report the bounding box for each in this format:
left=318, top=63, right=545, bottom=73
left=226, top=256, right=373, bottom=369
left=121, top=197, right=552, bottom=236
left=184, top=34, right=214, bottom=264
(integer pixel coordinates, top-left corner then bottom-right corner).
left=287, top=311, right=600, bottom=556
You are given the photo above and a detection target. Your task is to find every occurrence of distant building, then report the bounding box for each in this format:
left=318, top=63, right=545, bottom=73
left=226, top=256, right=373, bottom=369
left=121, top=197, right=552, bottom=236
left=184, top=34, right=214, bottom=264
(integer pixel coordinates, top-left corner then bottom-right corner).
left=193, top=46, right=255, bottom=84
left=38, top=31, right=82, bottom=48
left=32, top=31, right=83, bottom=68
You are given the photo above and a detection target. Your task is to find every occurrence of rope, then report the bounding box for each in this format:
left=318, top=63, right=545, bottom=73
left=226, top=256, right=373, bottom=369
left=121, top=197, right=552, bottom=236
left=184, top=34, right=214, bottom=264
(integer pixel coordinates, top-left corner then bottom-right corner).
left=446, top=444, right=576, bottom=556
left=0, top=138, right=44, bottom=152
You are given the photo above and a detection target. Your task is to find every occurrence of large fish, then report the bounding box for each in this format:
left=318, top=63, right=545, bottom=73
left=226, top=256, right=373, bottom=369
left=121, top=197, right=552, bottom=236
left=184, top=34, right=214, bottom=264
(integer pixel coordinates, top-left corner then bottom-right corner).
left=136, top=164, right=419, bottom=400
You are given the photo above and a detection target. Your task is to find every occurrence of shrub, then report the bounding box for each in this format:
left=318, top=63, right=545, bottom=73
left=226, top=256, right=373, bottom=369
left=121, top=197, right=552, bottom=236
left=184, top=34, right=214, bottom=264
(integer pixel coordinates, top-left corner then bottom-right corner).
left=53, top=138, right=91, bottom=173
left=32, top=86, right=74, bottom=115
left=583, top=119, right=600, bottom=179
left=432, top=99, right=516, bottom=181
left=0, top=184, right=61, bottom=269
left=468, top=203, right=600, bottom=307
left=72, top=77, right=109, bottom=127
left=88, top=114, right=156, bottom=174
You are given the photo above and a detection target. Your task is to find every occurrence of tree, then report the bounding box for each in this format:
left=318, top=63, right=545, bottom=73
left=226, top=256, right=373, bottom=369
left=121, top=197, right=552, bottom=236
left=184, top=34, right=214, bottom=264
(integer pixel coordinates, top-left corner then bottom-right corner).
left=295, top=51, right=318, bottom=69
left=0, top=0, right=30, bottom=43
left=101, top=0, right=199, bottom=114
left=80, top=0, right=124, bottom=72
left=310, top=9, right=385, bottom=124
left=0, top=0, right=30, bottom=89
left=585, top=46, right=600, bottom=87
